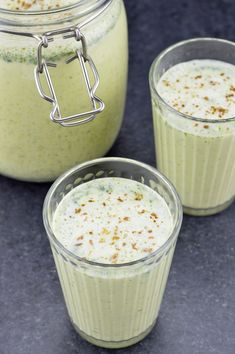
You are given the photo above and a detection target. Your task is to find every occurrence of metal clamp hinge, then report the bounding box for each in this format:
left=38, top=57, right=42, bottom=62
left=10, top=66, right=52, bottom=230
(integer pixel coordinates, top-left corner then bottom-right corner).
left=34, top=28, right=105, bottom=127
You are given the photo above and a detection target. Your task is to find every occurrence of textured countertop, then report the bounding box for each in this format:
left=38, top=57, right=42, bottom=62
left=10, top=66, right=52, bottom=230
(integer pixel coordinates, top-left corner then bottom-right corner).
left=1, top=1, right=235, bottom=353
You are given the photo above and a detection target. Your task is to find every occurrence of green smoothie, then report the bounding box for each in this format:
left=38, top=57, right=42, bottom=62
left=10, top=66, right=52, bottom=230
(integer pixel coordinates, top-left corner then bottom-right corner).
left=152, top=59, right=235, bottom=215
left=52, top=177, right=175, bottom=348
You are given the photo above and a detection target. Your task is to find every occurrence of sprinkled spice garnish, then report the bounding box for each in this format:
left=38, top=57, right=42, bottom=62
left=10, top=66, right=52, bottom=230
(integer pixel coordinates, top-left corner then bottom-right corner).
left=8, top=0, right=67, bottom=11
left=226, top=93, right=234, bottom=99
left=143, top=248, right=153, bottom=253
left=157, top=60, right=235, bottom=120
left=117, top=197, right=124, bottom=202
left=210, top=106, right=228, bottom=117
left=102, top=202, right=106, bottom=206
left=88, top=199, right=95, bottom=203
left=112, top=236, right=120, bottom=241
left=163, top=80, right=170, bottom=87
left=12, top=1, right=33, bottom=10
left=132, top=243, right=138, bottom=251
left=134, top=192, right=143, bottom=201
left=210, top=80, right=217, bottom=86
left=102, top=228, right=110, bottom=235
left=203, top=125, right=209, bottom=129
left=150, top=212, right=158, bottom=219
left=75, top=208, right=81, bottom=214
left=110, top=253, right=119, bottom=263
left=53, top=178, right=172, bottom=264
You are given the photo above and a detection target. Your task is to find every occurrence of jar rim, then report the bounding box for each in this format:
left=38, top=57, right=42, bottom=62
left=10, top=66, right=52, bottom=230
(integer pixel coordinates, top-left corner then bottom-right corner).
left=149, top=37, right=235, bottom=124
left=43, top=157, right=183, bottom=269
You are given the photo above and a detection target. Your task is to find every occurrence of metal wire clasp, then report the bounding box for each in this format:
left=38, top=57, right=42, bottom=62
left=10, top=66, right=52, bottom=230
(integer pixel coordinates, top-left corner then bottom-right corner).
left=34, top=27, right=105, bottom=127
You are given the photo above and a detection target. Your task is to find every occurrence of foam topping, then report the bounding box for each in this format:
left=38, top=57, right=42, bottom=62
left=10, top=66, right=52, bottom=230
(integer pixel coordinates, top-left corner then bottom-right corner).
left=52, top=177, right=173, bottom=264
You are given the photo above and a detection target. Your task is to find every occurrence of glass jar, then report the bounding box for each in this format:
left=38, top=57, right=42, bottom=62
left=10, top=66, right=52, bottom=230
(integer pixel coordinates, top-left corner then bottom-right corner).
left=0, top=1, right=128, bottom=182
left=150, top=38, right=235, bottom=216
left=43, top=157, right=182, bottom=348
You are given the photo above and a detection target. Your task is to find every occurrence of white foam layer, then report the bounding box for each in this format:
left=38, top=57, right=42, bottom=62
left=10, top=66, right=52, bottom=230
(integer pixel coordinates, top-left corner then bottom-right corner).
left=52, top=177, right=173, bottom=264
left=155, top=60, right=235, bottom=137
left=157, top=59, right=235, bottom=120
left=1, top=0, right=77, bottom=11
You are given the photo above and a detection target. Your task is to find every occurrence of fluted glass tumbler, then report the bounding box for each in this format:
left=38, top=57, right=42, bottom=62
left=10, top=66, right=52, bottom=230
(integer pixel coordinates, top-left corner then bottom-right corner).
left=150, top=38, right=235, bottom=216
left=43, top=157, right=182, bottom=348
